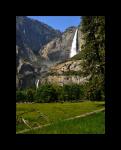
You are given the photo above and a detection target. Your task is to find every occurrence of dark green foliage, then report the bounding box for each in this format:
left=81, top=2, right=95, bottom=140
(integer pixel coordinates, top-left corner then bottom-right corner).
left=16, top=83, right=87, bottom=103
left=16, top=90, right=27, bottom=102
left=80, top=16, right=105, bottom=75
left=35, top=84, right=58, bottom=103
left=59, top=84, right=84, bottom=101
left=70, top=16, right=105, bottom=101
left=79, top=16, right=105, bottom=101
left=26, top=89, right=36, bottom=102
left=85, top=75, right=105, bottom=101
left=66, top=16, right=105, bottom=101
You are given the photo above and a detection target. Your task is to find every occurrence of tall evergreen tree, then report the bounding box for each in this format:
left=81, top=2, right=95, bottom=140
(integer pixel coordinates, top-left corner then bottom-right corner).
left=80, top=16, right=105, bottom=100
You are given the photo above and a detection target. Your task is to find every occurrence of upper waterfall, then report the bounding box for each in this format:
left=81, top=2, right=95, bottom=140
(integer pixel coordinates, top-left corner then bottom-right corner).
left=69, top=29, right=78, bottom=58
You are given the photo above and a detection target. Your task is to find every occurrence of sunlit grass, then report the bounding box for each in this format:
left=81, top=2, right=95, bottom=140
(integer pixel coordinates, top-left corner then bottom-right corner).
left=24, top=111, right=105, bottom=134
left=16, top=101, right=105, bottom=133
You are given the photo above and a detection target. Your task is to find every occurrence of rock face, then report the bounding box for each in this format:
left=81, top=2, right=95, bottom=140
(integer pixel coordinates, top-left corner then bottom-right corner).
left=16, top=16, right=86, bottom=89
left=49, top=60, right=83, bottom=75
left=16, top=16, right=61, bottom=53
left=38, top=60, right=91, bottom=86
left=41, top=75, right=90, bottom=86
left=16, top=16, right=61, bottom=89
left=16, top=60, right=49, bottom=89
left=40, top=27, right=79, bottom=63
left=16, top=60, right=35, bottom=88
left=16, top=15, right=61, bottom=76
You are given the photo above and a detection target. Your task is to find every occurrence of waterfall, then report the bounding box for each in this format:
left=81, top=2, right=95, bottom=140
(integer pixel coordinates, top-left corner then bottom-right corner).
left=36, top=79, right=39, bottom=88
left=70, top=29, right=78, bottom=58
left=17, top=59, right=23, bottom=73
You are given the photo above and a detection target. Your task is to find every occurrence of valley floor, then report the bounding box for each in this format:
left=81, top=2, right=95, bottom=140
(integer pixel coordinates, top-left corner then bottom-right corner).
left=16, top=101, right=105, bottom=134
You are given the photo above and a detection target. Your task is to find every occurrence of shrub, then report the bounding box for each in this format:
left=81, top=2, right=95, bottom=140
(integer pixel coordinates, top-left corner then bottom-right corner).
left=16, top=81, right=104, bottom=103
left=16, top=90, right=27, bottom=102
left=26, top=89, right=36, bottom=102
left=84, top=75, right=105, bottom=101
left=35, top=84, right=58, bottom=103
left=58, top=84, right=84, bottom=102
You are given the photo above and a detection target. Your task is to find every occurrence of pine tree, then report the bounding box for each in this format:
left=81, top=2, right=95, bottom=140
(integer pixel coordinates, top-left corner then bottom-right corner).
left=80, top=16, right=105, bottom=101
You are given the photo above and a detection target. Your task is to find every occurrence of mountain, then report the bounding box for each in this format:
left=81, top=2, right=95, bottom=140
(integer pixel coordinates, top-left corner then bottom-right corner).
left=40, top=26, right=82, bottom=64
left=16, top=16, right=83, bottom=89
left=16, top=16, right=105, bottom=102
left=16, top=16, right=62, bottom=88
left=16, top=16, right=62, bottom=71
left=16, top=16, right=61, bottom=53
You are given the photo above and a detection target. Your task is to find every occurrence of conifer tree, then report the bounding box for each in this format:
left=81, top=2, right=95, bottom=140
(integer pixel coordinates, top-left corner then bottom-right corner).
left=80, top=16, right=105, bottom=100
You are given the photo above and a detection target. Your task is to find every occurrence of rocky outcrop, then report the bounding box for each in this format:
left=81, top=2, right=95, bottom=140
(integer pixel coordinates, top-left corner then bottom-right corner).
left=16, top=45, right=37, bottom=67
left=40, top=75, right=90, bottom=86
left=16, top=55, right=89, bottom=88
left=40, top=27, right=78, bottom=63
left=49, top=60, right=83, bottom=75
left=37, top=59, right=91, bottom=86
left=16, top=60, right=36, bottom=88
left=16, top=58, right=50, bottom=89
left=39, top=25, right=84, bottom=65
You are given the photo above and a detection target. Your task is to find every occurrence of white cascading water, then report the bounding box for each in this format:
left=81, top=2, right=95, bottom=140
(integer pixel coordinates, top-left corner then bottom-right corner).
left=36, top=79, right=39, bottom=88
left=17, top=59, right=23, bottom=73
left=70, top=29, right=78, bottom=58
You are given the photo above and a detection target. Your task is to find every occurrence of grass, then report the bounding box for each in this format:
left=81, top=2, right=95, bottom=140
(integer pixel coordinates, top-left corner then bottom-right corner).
left=24, top=111, right=105, bottom=134
left=16, top=101, right=105, bottom=133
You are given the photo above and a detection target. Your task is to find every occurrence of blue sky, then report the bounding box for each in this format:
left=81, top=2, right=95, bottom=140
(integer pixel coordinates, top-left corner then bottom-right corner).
left=27, top=16, right=81, bottom=32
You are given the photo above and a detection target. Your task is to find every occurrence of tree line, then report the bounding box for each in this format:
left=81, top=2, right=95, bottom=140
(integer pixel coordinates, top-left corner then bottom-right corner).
left=16, top=83, right=104, bottom=103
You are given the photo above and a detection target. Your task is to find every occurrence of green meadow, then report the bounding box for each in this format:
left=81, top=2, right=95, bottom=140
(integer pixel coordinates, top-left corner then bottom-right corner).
left=16, top=101, right=105, bottom=134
